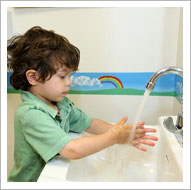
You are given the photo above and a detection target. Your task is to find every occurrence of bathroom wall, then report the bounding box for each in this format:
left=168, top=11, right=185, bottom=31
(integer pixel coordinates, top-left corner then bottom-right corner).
left=7, top=7, right=183, bottom=177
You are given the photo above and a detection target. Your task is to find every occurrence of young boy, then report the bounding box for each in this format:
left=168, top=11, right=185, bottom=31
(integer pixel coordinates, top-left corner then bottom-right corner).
left=8, top=26, right=158, bottom=182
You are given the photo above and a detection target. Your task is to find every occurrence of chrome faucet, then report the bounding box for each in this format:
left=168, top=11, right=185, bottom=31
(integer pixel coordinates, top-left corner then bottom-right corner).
left=146, top=66, right=183, bottom=90
left=146, top=66, right=183, bottom=138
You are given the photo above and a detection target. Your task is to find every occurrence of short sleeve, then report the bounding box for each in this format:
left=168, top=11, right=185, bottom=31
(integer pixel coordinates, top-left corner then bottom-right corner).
left=22, top=109, right=73, bottom=162
left=68, top=106, right=93, bottom=133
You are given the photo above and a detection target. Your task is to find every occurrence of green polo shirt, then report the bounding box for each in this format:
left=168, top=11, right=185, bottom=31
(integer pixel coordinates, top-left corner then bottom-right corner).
left=8, top=91, right=93, bottom=182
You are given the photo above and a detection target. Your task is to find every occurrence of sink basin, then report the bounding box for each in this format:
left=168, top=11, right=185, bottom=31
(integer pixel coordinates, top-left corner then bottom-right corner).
left=38, top=116, right=183, bottom=182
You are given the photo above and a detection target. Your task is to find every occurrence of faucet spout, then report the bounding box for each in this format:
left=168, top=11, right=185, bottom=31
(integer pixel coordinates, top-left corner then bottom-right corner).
left=146, top=66, right=183, bottom=90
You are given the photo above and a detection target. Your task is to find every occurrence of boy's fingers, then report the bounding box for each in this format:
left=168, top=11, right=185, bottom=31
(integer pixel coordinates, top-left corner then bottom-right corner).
left=134, top=133, right=145, bottom=138
left=136, top=125, right=144, bottom=129
left=134, top=144, right=147, bottom=152
left=137, top=121, right=145, bottom=125
left=145, top=128, right=157, bottom=133
left=142, top=135, right=158, bottom=141
left=136, top=128, right=157, bottom=134
left=117, top=116, right=128, bottom=125
left=140, top=140, right=155, bottom=146
left=134, top=122, right=144, bottom=129
left=131, top=138, right=155, bottom=146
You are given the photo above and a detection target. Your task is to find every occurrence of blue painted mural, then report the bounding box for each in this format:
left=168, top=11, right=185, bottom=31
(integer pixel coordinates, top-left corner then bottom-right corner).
left=7, top=72, right=183, bottom=96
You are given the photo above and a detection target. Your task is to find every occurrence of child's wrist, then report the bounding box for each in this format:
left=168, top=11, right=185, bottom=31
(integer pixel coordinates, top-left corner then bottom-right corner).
left=107, top=128, right=119, bottom=145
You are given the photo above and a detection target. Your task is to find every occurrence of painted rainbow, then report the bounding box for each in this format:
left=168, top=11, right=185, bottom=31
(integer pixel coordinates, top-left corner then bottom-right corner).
left=98, top=76, right=123, bottom=88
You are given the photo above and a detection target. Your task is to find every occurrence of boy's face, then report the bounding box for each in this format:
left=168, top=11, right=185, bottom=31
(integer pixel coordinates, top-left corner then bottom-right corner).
left=34, top=65, right=73, bottom=104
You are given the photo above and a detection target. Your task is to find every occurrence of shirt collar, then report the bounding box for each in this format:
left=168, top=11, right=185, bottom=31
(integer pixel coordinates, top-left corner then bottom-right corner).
left=21, top=91, right=58, bottom=118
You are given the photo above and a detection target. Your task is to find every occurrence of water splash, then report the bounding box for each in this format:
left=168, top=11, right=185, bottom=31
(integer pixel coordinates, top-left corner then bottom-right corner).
left=128, top=89, right=151, bottom=142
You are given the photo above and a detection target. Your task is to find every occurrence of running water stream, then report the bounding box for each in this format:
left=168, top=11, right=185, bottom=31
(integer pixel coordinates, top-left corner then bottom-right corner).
left=128, top=89, right=151, bottom=142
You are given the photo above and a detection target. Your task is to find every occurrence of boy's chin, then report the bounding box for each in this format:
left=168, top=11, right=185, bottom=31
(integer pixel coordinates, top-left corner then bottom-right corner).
left=56, top=96, right=67, bottom=102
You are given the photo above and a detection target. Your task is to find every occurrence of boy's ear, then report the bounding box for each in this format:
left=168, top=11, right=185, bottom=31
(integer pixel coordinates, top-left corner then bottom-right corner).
left=25, top=70, right=40, bottom=86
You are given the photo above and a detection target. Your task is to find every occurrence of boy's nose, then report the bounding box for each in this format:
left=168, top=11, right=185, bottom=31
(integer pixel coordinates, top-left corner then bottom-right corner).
left=65, top=77, right=72, bottom=86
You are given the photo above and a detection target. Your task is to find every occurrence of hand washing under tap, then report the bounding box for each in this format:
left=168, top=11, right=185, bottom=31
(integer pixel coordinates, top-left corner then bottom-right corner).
left=145, top=66, right=183, bottom=135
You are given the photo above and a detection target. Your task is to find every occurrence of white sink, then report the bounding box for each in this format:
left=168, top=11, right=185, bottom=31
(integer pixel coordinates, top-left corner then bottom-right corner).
left=38, top=116, right=183, bottom=182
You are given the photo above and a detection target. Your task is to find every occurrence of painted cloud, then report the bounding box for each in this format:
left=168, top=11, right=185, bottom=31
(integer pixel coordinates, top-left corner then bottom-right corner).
left=70, top=75, right=102, bottom=88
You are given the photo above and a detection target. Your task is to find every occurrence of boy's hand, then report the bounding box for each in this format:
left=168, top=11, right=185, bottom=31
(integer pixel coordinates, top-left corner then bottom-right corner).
left=109, top=116, right=131, bottom=144
left=110, top=116, right=158, bottom=151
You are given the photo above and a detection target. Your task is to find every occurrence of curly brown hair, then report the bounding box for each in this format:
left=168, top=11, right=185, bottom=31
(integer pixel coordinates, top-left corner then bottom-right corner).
left=8, top=26, right=80, bottom=91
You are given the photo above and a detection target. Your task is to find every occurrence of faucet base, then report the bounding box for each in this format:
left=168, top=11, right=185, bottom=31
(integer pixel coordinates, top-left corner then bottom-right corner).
left=163, top=116, right=183, bottom=147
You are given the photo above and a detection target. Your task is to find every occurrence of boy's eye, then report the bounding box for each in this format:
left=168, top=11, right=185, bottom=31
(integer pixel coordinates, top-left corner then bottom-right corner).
left=59, top=72, right=73, bottom=79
